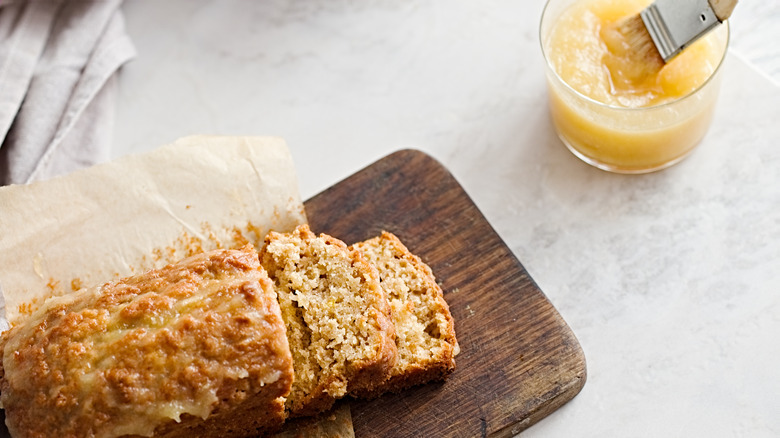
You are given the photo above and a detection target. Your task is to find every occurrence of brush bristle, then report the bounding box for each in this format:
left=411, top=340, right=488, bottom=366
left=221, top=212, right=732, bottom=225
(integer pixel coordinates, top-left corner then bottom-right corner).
left=601, top=14, right=665, bottom=82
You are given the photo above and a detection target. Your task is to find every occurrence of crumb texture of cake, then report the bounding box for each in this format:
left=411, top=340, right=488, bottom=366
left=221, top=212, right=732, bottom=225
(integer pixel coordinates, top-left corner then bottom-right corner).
left=0, top=245, right=293, bottom=438
left=259, top=225, right=396, bottom=417
left=352, top=232, right=458, bottom=396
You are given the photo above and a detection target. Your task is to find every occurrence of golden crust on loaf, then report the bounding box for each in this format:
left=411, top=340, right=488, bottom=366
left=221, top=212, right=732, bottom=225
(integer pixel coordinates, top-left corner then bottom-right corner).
left=351, top=232, right=458, bottom=397
left=0, top=246, right=293, bottom=438
left=259, top=225, right=397, bottom=417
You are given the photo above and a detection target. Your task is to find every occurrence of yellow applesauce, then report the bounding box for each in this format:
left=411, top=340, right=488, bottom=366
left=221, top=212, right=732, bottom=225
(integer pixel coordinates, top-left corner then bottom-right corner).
left=542, top=0, right=729, bottom=172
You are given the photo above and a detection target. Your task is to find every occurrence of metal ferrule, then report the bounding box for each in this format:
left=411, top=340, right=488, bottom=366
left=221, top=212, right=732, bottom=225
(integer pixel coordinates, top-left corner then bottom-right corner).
left=641, top=0, right=721, bottom=62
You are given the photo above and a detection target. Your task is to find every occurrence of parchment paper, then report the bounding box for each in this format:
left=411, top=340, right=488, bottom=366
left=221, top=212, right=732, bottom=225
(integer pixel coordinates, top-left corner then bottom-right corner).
left=0, top=135, right=307, bottom=326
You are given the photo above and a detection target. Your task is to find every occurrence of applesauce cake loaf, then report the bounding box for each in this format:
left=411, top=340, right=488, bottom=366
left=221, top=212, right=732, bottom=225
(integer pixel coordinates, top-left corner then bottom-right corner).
left=351, top=232, right=458, bottom=397
left=259, top=225, right=397, bottom=417
left=0, top=245, right=293, bottom=438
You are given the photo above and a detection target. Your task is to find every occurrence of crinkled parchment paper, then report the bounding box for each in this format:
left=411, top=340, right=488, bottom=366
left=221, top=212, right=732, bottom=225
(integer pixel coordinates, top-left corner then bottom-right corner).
left=0, top=135, right=307, bottom=327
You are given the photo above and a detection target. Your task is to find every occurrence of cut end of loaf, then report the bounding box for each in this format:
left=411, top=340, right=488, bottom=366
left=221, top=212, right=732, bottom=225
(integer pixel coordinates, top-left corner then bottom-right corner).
left=260, top=225, right=397, bottom=417
left=351, top=231, right=458, bottom=397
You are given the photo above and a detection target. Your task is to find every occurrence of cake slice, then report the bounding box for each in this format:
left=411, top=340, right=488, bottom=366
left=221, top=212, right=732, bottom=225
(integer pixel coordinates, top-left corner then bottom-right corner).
left=351, top=232, right=458, bottom=397
left=0, top=245, right=293, bottom=438
left=259, top=225, right=396, bottom=417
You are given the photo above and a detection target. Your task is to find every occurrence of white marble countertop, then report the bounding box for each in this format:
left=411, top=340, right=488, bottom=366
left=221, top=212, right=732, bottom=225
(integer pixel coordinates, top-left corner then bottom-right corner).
left=115, top=1, right=780, bottom=436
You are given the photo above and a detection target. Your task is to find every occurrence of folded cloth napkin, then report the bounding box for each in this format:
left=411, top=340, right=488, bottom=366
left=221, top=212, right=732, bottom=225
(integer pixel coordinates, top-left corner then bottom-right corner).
left=0, top=0, right=136, bottom=185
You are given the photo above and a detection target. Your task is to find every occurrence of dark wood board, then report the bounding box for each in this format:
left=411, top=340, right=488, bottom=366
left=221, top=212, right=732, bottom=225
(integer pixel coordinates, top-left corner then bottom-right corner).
left=305, top=149, right=586, bottom=437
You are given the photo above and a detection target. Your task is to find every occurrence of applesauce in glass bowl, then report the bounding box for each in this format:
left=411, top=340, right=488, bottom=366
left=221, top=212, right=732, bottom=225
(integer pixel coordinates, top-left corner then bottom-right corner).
left=540, top=0, right=729, bottom=173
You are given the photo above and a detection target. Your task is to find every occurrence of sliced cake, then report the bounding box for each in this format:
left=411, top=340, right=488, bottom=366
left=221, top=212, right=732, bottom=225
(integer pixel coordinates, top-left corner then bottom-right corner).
left=259, top=225, right=397, bottom=417
left=351, top=231, right=458, bottom=397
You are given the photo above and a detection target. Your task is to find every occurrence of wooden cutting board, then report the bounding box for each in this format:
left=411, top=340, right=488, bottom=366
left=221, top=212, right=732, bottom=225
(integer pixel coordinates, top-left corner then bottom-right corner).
left=306, top=149, right=586, bottom=437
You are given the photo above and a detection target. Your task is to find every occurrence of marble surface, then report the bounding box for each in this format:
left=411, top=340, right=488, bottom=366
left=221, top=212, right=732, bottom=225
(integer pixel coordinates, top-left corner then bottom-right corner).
left=115, top=1, right=780, bottom=436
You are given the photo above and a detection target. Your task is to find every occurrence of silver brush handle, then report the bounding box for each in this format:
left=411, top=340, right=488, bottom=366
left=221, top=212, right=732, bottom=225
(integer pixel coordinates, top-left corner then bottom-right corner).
left=641, top=0, right=722, bottom=62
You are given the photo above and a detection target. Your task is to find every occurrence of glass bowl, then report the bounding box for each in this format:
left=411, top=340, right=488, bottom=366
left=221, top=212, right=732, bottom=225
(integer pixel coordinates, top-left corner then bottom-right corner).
left=540, top=0, right=730, bottom=174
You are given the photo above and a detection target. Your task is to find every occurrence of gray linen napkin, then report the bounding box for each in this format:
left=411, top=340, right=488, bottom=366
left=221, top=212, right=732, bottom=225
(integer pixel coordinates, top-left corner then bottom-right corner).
left=0, top=0, right=136, bottom=185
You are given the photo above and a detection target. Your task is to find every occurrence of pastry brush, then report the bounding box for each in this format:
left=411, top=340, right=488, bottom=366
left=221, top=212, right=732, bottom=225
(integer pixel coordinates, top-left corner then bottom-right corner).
left=605, top=0, right=737, bottom=73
